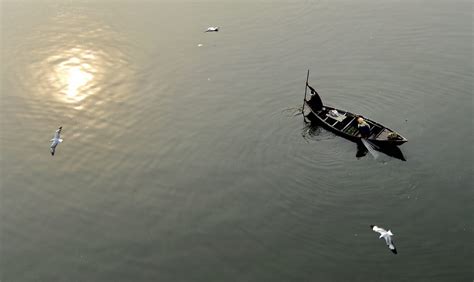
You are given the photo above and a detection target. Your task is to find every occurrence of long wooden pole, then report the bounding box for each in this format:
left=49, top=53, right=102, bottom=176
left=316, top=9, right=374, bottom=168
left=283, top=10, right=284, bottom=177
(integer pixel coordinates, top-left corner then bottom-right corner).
left=302, top=69, right=310, bottom=114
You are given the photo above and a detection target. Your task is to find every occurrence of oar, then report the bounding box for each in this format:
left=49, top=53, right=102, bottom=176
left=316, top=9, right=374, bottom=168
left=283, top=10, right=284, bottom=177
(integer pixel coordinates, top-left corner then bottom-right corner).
left=361, top=138, right=379, bottom=159
left=302, top=69, right=309, bottom=114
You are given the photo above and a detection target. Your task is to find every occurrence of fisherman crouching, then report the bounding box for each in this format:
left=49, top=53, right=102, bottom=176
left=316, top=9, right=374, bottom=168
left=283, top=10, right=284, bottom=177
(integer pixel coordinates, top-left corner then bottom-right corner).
left=357, top=117, right=371, bottom=138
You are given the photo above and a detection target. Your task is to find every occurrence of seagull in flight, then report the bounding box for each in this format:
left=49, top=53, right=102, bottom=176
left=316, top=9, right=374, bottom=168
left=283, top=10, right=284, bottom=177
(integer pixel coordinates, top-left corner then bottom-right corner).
left=50, top=126, right=63, bottom=156
left=205, top=26, right=219, bottom=32
left=370, top=225, right=397, bottom=254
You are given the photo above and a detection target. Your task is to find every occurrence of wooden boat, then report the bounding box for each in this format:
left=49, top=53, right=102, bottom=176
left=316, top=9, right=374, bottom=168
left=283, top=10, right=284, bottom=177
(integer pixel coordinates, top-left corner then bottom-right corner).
left=302, top=71, right=407, bottom=147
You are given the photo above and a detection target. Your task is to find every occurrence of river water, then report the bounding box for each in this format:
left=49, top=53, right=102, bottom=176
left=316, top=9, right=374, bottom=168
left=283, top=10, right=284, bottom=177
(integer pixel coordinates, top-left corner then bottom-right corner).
left=1, top=1, right=472, bottom=281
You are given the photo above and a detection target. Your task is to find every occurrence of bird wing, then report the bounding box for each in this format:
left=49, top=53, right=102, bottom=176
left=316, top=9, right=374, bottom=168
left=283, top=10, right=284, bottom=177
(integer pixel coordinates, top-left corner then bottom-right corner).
left=50, top=139, right=59, bottom=148
left=372, top=225, right=387, bottom=235
left=54, top=130, right=61, bottom=139
left=385, top=235, right=396, bottom=252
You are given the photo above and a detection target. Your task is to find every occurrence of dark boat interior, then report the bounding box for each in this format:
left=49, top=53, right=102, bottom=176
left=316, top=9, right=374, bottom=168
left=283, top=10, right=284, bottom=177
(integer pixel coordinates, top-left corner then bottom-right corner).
left=313, top=106, right=384, bottom=139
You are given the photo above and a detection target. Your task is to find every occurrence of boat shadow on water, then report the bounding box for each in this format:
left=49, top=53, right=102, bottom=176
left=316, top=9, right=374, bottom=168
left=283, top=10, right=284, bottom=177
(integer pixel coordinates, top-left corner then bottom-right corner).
left=355, top=140, right=406, bottom=161
left=301, top=123, right=336, bottom=143
left=303, top=123, right=406, bottom=161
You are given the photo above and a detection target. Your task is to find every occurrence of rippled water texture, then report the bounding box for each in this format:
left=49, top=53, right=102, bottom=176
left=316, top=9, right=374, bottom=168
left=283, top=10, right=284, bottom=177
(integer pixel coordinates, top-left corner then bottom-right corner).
left=9, top=5, right=135, bottom=108
left=1, top=1, right=472, bottom=281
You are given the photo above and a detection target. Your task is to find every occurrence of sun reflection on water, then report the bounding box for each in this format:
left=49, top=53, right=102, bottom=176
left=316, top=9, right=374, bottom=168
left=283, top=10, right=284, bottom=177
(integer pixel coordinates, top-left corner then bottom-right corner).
left=47, top=48, right=102, bottom=104
left=21, top=12, right=134, bottom=110
left=65, top=65, right=93, bottom=98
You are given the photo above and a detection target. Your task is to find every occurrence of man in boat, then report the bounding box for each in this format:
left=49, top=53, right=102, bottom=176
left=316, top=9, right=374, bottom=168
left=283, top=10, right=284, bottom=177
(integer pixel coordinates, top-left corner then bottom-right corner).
left=357, top=117, right=371, bottom=138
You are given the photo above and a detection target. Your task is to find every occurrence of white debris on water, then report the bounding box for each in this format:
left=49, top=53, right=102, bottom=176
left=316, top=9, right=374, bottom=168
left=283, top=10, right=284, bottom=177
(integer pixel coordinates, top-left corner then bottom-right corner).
left=205, top=26, right=219, bottom=32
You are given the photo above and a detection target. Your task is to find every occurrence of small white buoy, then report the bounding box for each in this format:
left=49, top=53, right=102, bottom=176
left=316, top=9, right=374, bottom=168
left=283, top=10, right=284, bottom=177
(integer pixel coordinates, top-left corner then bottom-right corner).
left=198, top=43, right=203, bottom=47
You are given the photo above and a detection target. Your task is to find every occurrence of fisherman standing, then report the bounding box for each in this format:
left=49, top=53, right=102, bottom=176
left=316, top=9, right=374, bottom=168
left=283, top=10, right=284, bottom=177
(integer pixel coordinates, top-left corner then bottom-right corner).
left=357, top=117, right=371, bottom=138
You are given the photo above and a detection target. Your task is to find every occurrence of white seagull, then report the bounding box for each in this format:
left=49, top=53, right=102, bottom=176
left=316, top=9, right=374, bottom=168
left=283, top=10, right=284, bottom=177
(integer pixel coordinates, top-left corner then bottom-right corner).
left=370, top=225, right=397, bottom=254
left=50, top=126, right=63, bottom=156
left=205, top=26, right=219, bottom=32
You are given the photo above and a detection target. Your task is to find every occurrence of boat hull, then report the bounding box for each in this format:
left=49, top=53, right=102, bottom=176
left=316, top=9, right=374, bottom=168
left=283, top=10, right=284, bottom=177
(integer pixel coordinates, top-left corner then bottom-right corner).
left=304, top=102, right=407, bottom=147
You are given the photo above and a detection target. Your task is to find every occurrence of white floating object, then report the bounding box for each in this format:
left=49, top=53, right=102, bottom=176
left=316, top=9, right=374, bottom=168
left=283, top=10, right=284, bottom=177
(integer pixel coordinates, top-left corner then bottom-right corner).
left=205, top=26, right=219, bottom=32
left=50, top=126, right=63, bottom=156
left=197, top=43, right=203, bottom=47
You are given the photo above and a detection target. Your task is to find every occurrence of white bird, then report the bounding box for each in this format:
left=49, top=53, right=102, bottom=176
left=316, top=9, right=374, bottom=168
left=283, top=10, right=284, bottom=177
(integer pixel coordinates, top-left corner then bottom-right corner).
left=205, top=26, right=219, bottom=32
left=50, top=126, right=63, bottom=156
left=370, top=225, right=397, bottom=254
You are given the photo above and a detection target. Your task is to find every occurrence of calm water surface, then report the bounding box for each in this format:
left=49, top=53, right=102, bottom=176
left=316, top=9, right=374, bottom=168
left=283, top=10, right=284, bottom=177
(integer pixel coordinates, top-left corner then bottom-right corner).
left=1, top=1, right=472, bottom=281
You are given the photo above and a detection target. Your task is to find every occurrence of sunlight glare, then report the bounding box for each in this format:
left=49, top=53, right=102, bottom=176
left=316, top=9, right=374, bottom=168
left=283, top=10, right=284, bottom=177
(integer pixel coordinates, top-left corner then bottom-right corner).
left=66, top=66, right=93, bottom=98
left=48, top=49, right=100, bottom=104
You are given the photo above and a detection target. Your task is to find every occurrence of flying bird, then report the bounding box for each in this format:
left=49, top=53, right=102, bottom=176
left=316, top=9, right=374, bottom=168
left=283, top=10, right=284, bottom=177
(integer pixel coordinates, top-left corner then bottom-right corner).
left=50, top=126, right=63, bottom=156
left=205, top=26, right=219, bottom=32
left=370, top=225, right=397, bottom=254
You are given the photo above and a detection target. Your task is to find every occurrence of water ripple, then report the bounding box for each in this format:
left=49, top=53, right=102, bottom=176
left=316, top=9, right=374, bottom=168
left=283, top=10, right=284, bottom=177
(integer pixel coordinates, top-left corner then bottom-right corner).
left=10, top=9, right=136, bottom=115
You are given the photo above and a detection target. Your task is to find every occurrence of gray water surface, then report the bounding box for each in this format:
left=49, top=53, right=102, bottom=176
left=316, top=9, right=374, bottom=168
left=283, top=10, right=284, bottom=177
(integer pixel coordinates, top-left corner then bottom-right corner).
left=1, top=1, right=472, bottom=281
